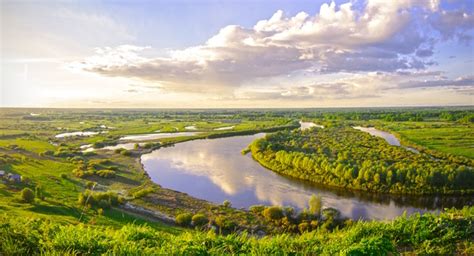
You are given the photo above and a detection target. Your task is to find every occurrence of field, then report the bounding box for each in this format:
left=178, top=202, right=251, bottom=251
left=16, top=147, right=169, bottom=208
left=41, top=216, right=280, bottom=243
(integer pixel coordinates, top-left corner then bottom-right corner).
left=0, top=107, right=473, bottom=254
left=381, top=122, right=474, bottom=159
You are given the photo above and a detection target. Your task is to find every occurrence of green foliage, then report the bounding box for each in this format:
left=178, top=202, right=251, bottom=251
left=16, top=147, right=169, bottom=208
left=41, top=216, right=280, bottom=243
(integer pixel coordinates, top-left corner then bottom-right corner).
left=121, top=150, right=132, bottom=156
left=21, top=188, right=35, bottom=203
left=263, top=206, right=284, bottom=221
left=35, top=185, right=44, bottom=200
left=96, top=169, right=116, bottom=178
left=250, top=127, right=474, bottom=195
left=191, top=213, right=208, bottom=227
left=214, top=215, right=237, bottom=233
left=249, top=205, right=265, bottom=214
left=78, top=190, right=122, bottom=209
left=132, top=187, right=155, bottom=199
left=222, top=200, right=231, bottom=208
left=0, top=207, right=472, bottom=255
left=175, top=213, right=193, bottom=226
left=309, top=194, right=322, bottom=216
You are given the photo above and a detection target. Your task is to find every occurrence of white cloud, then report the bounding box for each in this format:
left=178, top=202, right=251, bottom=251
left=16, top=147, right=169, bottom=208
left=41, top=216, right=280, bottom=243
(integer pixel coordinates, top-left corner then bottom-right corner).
left=73, top=0, right=473, bottom=102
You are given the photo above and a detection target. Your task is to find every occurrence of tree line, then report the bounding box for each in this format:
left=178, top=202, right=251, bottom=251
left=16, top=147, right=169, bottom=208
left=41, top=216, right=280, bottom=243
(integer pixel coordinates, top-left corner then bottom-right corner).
left=249, top=127, right=474, bottom=195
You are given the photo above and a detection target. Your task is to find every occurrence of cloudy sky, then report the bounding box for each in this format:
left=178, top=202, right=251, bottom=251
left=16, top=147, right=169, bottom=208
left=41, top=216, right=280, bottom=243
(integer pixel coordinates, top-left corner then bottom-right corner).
left=1, top=0, right=473, bottom=108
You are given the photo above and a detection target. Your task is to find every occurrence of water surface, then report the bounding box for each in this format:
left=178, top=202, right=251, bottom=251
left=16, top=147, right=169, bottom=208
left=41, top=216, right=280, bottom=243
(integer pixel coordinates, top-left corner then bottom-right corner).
left=55, top=131, right=99, bottom=138
left=353, top=126, right=419, bottom=153
left=300, top=121, right=324, bottom=130
left=120, top=132, right=200, bottom=141
left=142, top=134, right=469, bottom=220
left=214, top=126, right=235, bottom=131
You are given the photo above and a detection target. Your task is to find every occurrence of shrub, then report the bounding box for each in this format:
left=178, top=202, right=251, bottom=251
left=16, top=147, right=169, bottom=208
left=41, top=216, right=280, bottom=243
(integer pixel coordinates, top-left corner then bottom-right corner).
left=78, top=190, right=122, bottom=209
left=175, top=213, right=193, bottom=226
left=222, top=200, right=232, bottom=208
left=86, top=181, right=96, bottom=189
left=60, top=173, right=67, bottom=179
left=121, top=150, right=132, bottom=156
left=35, top=186, right=44, bottom=200
left=263, top=206, right=284, bottom=221
left=214, top=216, right=236, bottom=232
left=96, top=169, right=116, bottom=178
left=298, top=222, right=310, bottom=233
left=192, top=214, right=208, bottom=227
left=249, top=205, right=265, bottom=214
left=309, top=194, right=322, bottom=216
left=322, top=207, right=340, bottom=220
left=132, top=187, right=155, bottom=199
left=21, top=188, right=35, bottom=203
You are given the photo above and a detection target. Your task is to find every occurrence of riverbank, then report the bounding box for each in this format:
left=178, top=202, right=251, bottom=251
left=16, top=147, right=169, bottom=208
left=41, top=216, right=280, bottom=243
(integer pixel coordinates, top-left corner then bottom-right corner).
left=248, top=126, right=474, bottom=196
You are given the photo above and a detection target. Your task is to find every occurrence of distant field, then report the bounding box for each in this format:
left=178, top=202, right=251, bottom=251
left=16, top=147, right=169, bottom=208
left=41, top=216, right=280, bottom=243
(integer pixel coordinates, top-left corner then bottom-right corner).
left=383, top=122, right=474, bottom=159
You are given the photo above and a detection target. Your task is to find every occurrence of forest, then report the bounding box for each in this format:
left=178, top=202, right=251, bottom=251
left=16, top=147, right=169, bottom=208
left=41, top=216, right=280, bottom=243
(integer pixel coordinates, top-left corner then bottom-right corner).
left=249, top=126, right=474, bottom=195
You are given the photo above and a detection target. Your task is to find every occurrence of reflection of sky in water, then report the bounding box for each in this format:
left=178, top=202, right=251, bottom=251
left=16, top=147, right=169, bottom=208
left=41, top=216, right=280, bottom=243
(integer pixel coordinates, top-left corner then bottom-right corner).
left=55, top=131, right=98, bottom=138
left=353, top=126, right=400, bottom=146
left=300, top=121, right=324, bottom=130
left=142, top=133, right=469, bottom=220
left=353, top=126, right=420, bottom=153
left=120, top=132, right=200, bottom=141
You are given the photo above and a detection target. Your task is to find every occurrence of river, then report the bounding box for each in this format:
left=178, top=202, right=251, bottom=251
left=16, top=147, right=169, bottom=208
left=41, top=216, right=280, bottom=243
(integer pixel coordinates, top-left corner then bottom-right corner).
left=141, top=130, right=470, bottom=220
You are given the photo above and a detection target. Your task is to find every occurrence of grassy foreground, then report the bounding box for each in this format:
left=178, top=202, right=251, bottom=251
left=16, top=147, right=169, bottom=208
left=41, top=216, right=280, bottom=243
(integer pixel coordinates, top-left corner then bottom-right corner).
left=1, top=207, right=473, bottom=255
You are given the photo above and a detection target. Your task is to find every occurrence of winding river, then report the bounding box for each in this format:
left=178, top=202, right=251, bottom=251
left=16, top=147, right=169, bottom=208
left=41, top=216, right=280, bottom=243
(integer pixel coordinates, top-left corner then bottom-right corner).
left=141, top=124, right=471, bottom=220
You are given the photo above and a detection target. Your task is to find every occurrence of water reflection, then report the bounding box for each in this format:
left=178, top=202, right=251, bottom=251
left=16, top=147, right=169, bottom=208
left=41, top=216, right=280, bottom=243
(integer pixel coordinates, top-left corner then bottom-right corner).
left=55, top=131, right=99, bottom=138
left=214, top=126, right=235, bottom=131
left=142, top=134, right=471, bottom=220
left=353, top=126, right=419, bottom=153
left=120, top=132, right=201, bottom=141
left=353, top=126, right=400, bottom=146
left=300, top=121, right=324, bottom=130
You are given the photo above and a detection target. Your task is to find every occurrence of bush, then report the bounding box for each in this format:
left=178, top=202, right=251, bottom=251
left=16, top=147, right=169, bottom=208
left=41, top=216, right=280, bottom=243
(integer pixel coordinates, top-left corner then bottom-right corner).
left=78, top=190, right=122, bottom=209
left=175, top=213, right=193, bottom=226
left=35, top=186, right=44, bottom=200
left=132, top=187, right=155, bottom=199
left=263, top=206, right=284, bottom=221
left=60, top=173, right=67, bottom=179
left=86, top=181, right=96, bottom=189
left=121, top=150, right=132, bottom=156
left=96, top=169, right=116, bottom=178
left=298, top=222, right=310, bottom=233
left=322, top=207, right=340, bottom=220
left=21, top=188, right=35, bottom=203
left=309, top=194, right=322, bottom=216
left=222, top=200, right=231, bottom=208
left=214, top=216, right=236, bottom=232
left=249, top=205, right=266, bottom=214
left=192, top=214, right=208, bottom=227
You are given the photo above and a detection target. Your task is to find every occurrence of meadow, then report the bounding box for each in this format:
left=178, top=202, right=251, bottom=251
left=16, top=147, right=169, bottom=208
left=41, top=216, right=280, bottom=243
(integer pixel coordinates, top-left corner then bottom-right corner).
left=0, top=107, right=473, bottom=254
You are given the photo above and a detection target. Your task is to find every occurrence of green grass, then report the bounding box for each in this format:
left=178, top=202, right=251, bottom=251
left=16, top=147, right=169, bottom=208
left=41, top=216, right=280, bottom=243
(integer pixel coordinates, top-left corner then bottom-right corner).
left=381, top=122, right=474, bottom=159
left=1, top=207, right=472, bottom=255
left=0, top=138, right=56, bottom=153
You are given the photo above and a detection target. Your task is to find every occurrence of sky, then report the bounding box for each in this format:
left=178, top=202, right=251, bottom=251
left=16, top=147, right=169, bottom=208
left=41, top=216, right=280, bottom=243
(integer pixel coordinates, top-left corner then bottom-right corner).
left=1, top=0, right=473, bottom=108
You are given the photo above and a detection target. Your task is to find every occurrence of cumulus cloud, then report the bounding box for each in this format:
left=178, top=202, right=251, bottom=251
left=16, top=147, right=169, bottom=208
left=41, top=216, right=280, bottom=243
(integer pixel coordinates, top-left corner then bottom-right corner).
left=73, top=0, right=473, bottom=99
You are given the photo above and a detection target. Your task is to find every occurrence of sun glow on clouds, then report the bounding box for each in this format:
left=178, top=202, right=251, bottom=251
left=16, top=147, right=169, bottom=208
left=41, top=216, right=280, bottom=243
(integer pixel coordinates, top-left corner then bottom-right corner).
left=2, top=0, right=474, bottom=107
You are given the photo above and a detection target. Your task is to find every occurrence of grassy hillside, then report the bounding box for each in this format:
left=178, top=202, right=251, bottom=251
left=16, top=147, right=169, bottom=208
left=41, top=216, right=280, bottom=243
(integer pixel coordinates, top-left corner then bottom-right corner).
left=1, top=207, right=472, bottom=255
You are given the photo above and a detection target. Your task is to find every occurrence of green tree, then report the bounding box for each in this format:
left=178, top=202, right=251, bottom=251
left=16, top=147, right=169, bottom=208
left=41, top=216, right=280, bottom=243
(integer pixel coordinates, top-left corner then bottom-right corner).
left=35, top=185, right=44, bottom=200
left=308, top=194, right=322, bottom=216
left=21, top=188, right=35, bottom=203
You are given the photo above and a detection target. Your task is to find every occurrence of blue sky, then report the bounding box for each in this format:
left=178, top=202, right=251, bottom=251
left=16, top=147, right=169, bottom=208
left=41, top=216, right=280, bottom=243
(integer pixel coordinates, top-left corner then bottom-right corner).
left=1, top=0, right=473, bottom=107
